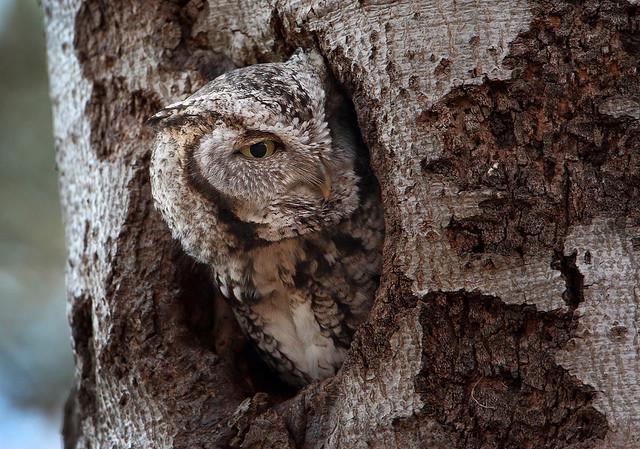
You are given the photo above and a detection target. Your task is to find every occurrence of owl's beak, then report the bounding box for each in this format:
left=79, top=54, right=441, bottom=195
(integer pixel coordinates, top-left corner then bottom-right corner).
left=317, top=161, right=332, bottom=201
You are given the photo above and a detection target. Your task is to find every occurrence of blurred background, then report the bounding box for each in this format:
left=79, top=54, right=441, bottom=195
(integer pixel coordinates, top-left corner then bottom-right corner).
left=0, top=0, right=72, bottom=448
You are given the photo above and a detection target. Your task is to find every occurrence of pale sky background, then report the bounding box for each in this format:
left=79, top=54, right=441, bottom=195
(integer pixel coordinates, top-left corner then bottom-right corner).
left=0, top=1, right=72, bottom=448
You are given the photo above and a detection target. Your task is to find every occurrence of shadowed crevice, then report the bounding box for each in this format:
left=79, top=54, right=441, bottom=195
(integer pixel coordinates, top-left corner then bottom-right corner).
left=551, top=249, right=585, bottom=310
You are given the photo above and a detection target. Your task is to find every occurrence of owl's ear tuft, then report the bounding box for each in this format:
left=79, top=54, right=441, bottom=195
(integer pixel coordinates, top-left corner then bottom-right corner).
left=146, top=104, right=194, bottom=129
left=146, top=107, right=178, bottom=129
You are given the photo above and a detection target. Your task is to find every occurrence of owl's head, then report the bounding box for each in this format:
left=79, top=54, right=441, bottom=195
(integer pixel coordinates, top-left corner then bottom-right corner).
left=150, top=50, right=362, bottom=256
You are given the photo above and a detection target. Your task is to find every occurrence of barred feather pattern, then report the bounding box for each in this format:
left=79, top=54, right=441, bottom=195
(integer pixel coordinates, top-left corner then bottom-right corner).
left=150, top=49, right=383, bottom=386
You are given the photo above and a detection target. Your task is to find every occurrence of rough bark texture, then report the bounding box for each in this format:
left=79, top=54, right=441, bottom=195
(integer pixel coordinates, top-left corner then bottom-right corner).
left=44, top=0, right=639, bottom=448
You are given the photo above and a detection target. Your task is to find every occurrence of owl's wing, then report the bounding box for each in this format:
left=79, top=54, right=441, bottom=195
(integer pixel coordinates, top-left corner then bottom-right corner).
left=298, top=252, right=353, bottom=348
left=299, top=192, right=384, bottom=348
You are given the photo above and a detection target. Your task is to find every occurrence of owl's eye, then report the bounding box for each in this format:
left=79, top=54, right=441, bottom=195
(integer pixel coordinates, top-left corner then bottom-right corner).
left=240, top=140, right=277, bottom=159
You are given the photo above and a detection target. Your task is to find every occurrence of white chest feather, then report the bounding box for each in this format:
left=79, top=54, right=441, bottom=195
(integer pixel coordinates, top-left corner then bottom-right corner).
left=217, top=238, right=346, bottom=382
left=253, top=292, right=345, bottom=381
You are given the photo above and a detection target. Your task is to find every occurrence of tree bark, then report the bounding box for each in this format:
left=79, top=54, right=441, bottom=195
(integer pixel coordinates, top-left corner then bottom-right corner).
left=44, top=0, right=639, bottom=448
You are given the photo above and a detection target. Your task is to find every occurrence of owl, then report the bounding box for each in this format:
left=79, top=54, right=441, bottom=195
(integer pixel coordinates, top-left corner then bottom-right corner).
left=149, top=49, right=383, bottom=386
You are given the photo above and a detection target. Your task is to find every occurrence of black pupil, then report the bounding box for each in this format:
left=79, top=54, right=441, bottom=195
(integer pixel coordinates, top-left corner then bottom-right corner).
left=250, top=142, right=268, bottom=158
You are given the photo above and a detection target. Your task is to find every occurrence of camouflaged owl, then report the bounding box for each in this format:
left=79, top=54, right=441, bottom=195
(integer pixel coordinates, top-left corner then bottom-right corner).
left=149, top=49, right=383, bottom=386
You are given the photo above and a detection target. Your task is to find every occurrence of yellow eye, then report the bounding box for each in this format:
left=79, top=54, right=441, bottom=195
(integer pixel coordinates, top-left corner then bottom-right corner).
left=240, top=140, right=277, bottom=159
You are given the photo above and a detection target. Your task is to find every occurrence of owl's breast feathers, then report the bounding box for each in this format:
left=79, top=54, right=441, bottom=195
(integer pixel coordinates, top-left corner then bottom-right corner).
left=214, top=193, right=383, bottom=386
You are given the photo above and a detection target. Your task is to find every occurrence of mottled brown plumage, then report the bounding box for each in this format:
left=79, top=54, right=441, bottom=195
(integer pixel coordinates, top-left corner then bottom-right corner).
left=150, top=49, right=383, bottom=386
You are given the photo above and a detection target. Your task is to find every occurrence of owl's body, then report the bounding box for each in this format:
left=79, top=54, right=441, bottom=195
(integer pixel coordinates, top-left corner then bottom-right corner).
left=150, top=50, right=383, bottom=386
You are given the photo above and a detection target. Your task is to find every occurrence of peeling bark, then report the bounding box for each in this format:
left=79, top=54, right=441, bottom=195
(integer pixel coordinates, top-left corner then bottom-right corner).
left=44, top=0, right=639, bottom=448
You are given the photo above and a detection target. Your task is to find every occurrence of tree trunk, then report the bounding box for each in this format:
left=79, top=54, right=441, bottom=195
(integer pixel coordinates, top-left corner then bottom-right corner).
left=43, top=0, right=639, bottom=448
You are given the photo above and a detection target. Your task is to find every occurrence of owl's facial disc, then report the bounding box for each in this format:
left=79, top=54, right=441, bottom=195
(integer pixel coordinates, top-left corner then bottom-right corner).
left=236, top=138, right=333, bottom=200
left=233, top=134, right=332, bottom=202
left=191, top=128, right=348, bottom=240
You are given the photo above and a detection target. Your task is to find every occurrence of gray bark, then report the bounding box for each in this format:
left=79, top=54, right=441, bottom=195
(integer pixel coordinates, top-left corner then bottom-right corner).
left=43, top=0, right=640, bottom=448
